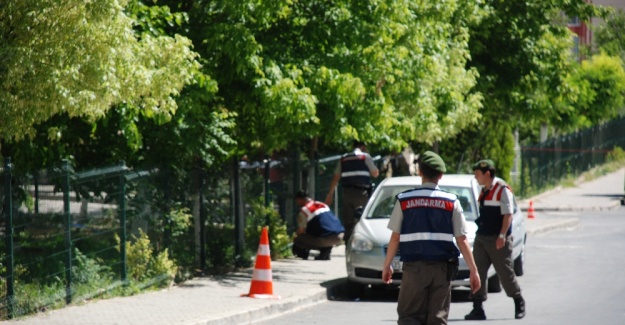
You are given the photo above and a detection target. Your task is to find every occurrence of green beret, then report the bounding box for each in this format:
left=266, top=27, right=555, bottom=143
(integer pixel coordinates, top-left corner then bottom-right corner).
left=419, top=151, right=446, bottom=173
left=472, top=159, right=495, bottom=170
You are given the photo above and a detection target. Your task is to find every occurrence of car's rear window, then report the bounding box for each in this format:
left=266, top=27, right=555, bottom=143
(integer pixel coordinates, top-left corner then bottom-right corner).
left=365, top=185, right=477, bottom=221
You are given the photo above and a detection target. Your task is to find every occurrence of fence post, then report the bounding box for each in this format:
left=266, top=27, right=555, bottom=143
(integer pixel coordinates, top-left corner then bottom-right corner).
left=34, top=171, right=39, bottom=214
left=263, top=155, right=271, bottom=209
left=198, top=168, right=207, bottom=272
left=291, top=150, right=301, bottom=229
left=313, top=152, right=320, bottom=202
left=163, top=167, right=172, bottom=251
left=118, top=161, right=127, bottom=282
left=519, top=150, right=526, bottom=198
left=233, top=157, right=245, bottom=266
left=61, top=159, right=73, bottom=305
left=4, top=158, right=15, bottom=318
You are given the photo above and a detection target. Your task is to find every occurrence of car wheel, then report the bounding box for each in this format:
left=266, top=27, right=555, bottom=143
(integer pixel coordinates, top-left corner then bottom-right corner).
left=487, top=274, right=502, bottom=293
left=514, top=239, right=525, bottom=276
left=346, top=280, right=365, bottom=299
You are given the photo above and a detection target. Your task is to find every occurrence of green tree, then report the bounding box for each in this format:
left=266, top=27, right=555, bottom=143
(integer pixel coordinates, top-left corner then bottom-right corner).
left=440, top=0, right=601, bottom=179
left=595, top=8, right=625, bottom=64
left=0, top=0, right=199, bottom=142
left=4, top=1, right=236, bottom=173
left=567, top=54, right=625, bottom=125
left=174, top=0, right=485, bottom=156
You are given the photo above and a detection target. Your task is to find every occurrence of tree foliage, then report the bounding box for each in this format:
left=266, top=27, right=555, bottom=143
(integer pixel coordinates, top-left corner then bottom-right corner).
left=569, top=54, right=625, bottom=124
left=180, top=0, right=484, bottom=155
left=4, top=0, right=622, bottom=182
left=0, top=0, right=200, bottom=141
left=440, top=0, right=604, bottom=178
left=595, top=8, right=625, bottom=64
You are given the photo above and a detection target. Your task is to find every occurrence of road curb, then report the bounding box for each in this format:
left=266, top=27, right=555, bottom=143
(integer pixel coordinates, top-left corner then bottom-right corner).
left=521, top=201, right=622, bottom=212
left=526, top=218, right=580, bottom=236
left=197, top=288, right=328, bottom=325
left=532, top=206, right=620, bottom=212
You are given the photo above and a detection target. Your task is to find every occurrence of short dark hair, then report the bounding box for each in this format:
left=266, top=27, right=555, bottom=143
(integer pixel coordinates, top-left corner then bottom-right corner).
left=472, top=159, right=496, bottom=178
left=353, top=140, right=366, bottom=148
left=419, top=162, right=442, bottom=179
left=295, top=190, right=309, bottom=199
left=475, top=166, right=496, bottom=178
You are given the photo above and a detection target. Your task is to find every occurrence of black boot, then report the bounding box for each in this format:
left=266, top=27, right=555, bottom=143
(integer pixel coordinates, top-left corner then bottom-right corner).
left=315, top=247, right=332, bottom=260
left=514, top=296, right=526, bottom=319
left=465, top=301, right=486, bottom=320
left=292, top=245, right=309, bottom=260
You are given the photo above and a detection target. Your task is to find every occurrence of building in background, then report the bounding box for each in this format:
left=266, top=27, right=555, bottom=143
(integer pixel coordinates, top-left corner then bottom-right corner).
left=568, top=0, right=625, bottom=60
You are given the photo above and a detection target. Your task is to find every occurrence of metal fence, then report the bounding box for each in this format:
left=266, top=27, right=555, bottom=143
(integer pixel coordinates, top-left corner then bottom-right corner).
left=520, top=117, right=625, bottom=197
left=0, top=152, right=385, bottom=319
left=1, top=160, right=128, bottom=319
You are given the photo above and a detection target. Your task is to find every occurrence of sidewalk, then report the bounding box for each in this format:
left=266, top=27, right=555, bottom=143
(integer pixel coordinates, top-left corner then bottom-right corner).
left=5, top=168, right=624, bottom=325
left=517, top=167, right=624, bottom=212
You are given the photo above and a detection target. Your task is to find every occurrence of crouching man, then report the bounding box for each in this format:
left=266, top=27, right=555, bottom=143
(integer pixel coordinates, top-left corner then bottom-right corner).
left=292, top=190, right=344, bottom=260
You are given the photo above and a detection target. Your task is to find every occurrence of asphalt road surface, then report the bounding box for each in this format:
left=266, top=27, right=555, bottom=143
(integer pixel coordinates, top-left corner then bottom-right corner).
left=259, top=207, right=625, bottom=324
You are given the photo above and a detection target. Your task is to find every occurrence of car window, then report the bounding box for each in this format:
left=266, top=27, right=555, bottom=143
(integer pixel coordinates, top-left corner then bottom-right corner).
left=365, top=184, right=477, bottom=221
left=438, top=185, right=477, bottom=221
left=366, top=186, right=414, bottom=219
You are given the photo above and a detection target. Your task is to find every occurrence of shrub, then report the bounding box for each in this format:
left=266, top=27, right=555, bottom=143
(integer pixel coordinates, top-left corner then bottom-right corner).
left=607, top=146, right=625, bottom=163
left=116, top=230, right=177, bottom=288
left=244, top=198, right=291, bottom=260
left=72, top=249, right=113, bottom=285
left=205, top=223, right=249, bottom=274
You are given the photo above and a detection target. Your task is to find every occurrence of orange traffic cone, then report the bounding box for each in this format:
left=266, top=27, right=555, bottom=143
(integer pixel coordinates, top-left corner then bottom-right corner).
left=241, top=227, right=280, bottom=299
left=527, top=200, right=536, bottom=219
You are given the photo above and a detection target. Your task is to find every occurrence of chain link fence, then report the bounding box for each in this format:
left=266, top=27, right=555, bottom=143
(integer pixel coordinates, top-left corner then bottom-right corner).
left=520, top=117, right=625, bottom=197
left=0, top=151, right=387, bottom=319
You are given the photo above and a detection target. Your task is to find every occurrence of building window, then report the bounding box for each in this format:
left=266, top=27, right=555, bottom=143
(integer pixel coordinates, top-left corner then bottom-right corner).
left=569, top=16, right=580, bottom=26
left=572, top=35, right=580, bottom=61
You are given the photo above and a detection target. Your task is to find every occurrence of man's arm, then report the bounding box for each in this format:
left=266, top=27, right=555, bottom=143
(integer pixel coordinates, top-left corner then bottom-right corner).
left=497, top=186, right=514, bottom=249
left=455, top=235, right=481, bottom=293
left=296, top=211, right=307, bottom=235
left=382, top=232, right=400, bottom=284
left=324, top=173, right=341, bottom=205
left=365, top=155, right=380, bottom=178
left=497, top=214, right=513, bottom=249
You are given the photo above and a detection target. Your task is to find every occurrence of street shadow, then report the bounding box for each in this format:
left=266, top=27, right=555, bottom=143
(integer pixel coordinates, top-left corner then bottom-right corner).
left=323, top=278, right=475, bottom=304
left=582, top=193, right=623, bottom=199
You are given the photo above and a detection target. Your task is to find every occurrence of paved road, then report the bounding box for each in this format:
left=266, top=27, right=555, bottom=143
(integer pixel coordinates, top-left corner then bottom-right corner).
left=259, top=207, right=625, bottom=324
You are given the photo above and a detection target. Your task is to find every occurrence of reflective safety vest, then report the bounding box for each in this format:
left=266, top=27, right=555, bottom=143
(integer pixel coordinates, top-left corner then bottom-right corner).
left=476, top=178, right=512, bottom=236
left=340, top=151, right=371, bottom=188
left=396, top=186, right=460, bottom=262
left=301, top=201, right=345, bottom=237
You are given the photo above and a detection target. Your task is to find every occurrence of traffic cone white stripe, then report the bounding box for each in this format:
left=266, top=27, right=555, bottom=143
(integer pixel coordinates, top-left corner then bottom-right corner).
left=258, top=244, right=270, bottom=256
left=241, top=226, right=280, bottom=299
left=252, top=269, right=272, bottom=282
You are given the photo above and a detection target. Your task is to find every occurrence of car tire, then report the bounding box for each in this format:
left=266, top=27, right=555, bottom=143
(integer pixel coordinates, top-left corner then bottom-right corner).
left=514, top=239, right=525, bottom=276
left=487, top=274, right=502, bottom=293
left=346, top=280, right=365, bottom=299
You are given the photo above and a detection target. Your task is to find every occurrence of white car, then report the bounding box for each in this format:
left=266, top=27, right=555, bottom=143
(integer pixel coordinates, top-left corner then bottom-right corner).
left=345, top=175, right=526, bottom=296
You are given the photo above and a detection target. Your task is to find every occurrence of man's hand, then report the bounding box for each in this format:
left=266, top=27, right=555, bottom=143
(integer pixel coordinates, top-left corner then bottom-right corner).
left=382, top=264, right=394, bottom=284
left=496, top=237, right=505, bottom=250
left=470, top=271, right=481, bottom=294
